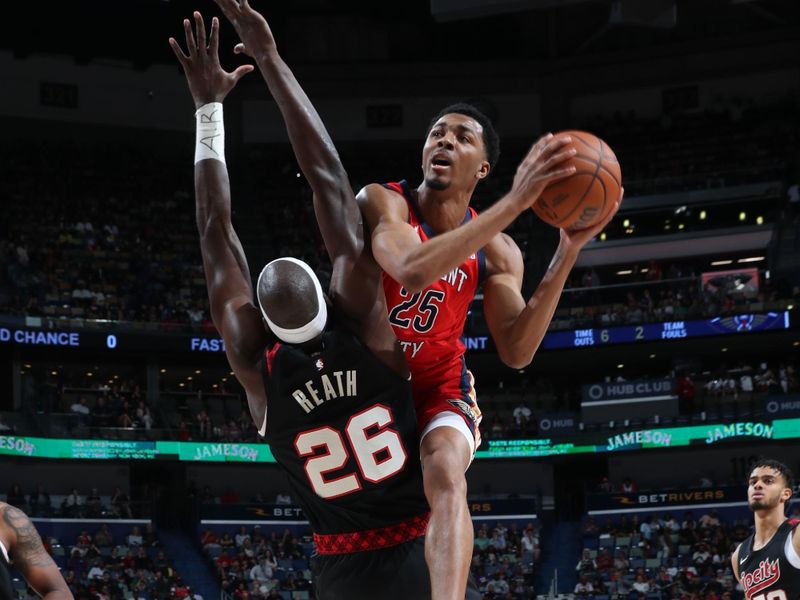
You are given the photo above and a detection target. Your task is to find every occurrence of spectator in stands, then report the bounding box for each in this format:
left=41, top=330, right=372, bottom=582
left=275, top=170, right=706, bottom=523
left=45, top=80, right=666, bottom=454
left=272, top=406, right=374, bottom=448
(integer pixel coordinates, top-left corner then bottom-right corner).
left=127, top=526, right=143, bottom=546
left=489, top=526, right=507, bottom=551
left=85, top=487, right=103, bottom=517
left=234, top=525, right=250, bottom=547
left=582, top=516, right=599, bottom=536
left=692, top=541, right=712, bottom=570
left=474, top=525, right=490, bottom=551
left=28, top=483, right=51, bottom=516
left=274, top=490, right=292, bottom=505
left=574, top=574, right=594, bottom=596
left=201, top=529, right=220, bottom=551
left=632, top=573, right=651, bottom=594
left=595, top=548, right=613, bottom=572
left=613, top=549, right=629, bottom=571
left=576, top=548, right=596, bottom=573
left=69, top=397, right=91, bottom=424
left=94, top=523, right=113, bottom=547
left=621, top=476, right=638, bottom=492
left=62, top=487, right=82, bottom=517
left=699, top=509, right=721, bottom=529
left=640, top=515, right=656, bottom=541
left=111, top=486, right=132, bottom=518
left=196, top=409, right=212, bottom=440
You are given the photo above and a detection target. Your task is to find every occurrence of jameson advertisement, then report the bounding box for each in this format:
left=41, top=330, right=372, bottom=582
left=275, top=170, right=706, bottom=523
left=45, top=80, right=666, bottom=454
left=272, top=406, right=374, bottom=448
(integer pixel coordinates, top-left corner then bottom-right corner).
left=1, top=418, right=798, bottom=462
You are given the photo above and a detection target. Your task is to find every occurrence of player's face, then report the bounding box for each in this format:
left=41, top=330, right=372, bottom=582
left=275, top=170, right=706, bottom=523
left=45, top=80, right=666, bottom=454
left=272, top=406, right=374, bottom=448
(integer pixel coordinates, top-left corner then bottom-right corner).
left=748, top=467, right=791, bottom=511
left=421, top=113, right=490, bottom=192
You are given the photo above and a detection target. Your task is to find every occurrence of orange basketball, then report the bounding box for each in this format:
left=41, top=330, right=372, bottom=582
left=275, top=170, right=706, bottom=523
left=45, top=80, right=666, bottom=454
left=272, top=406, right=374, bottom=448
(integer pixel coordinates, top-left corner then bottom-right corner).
left=532, top=130, right=622, bottom=231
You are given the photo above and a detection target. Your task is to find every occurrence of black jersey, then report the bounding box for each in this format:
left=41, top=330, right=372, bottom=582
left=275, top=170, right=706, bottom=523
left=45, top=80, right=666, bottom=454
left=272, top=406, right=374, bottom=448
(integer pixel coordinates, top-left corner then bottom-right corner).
left=260, top=317, right=428, bottom=536
left=739, top=519, right=800, bottom=600
left=0, top=540, right=15, bottom=600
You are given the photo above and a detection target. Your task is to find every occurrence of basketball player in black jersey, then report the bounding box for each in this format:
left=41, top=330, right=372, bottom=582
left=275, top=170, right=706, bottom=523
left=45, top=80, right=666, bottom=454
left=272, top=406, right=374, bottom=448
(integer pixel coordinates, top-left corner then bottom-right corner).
left=732, top=459, right=800, bottom=599
left=170, top=8, right=478, bottom=599
left=0, top=501, right=72, bottom=599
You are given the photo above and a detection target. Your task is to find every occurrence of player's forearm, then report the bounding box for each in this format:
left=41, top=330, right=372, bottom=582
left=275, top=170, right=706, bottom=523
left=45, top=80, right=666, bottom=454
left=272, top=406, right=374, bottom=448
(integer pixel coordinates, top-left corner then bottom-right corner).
left=194, top=153, right=251, bottom=288
left=390, top=197, right=520, bottom=292
left=195, top=161, right=233, bottom=232
left=497, top=242, right=578, bottom=368
left=251, top=48, right=346, bottom=186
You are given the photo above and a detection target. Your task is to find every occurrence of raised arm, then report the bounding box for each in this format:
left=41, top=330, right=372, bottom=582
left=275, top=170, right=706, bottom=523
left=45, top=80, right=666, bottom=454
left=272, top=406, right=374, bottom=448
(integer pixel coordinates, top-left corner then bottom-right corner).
left=0, top=503, right=73, bottom=599
left=482, top=190, right=622, bottom=368
left=212, top=0, right=381, bottom=324
left=357, top=134, right=578, bottom=293
left=170, top=13, right=267, bottom=424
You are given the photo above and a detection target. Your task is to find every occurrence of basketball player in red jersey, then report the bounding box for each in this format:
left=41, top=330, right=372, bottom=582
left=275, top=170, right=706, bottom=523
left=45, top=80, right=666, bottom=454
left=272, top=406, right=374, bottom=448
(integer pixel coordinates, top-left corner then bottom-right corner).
left=732, top=459, right=800, bottom=599
left=358, top=112, right=622, bottom=598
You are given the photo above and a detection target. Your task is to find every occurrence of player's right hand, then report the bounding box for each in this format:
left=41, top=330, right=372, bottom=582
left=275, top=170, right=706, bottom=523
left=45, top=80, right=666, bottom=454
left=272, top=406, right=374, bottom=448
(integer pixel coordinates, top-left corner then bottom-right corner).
left=213, top=0, right=277, bottom=60
left=508, top=133, right=577, bottom=212
left=169, top=12, right=254, bottom=109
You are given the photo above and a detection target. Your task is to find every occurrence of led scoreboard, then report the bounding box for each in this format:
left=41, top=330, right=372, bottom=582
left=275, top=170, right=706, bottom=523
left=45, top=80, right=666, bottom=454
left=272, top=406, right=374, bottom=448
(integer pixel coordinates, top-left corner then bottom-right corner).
left=541, top=311, right=790, bottom=350
left=0, top=310, right=792, bottom=355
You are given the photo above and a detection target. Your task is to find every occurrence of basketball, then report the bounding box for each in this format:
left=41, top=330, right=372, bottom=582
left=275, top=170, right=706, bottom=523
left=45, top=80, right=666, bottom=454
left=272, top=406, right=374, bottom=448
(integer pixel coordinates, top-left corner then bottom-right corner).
left=532, top=130, right=622, bottom=231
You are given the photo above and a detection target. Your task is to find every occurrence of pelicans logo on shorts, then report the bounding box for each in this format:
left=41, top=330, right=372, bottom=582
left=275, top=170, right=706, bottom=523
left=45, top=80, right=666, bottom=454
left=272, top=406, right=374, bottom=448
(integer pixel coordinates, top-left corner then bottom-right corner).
left=447, top=399, right=480, bottom=426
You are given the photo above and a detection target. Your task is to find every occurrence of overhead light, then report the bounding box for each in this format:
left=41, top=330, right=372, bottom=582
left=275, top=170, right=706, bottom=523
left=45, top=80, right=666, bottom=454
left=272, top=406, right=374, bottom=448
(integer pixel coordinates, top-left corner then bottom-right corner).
left=517, top=369, right=525, bottom=374
left=739, top=212, right=746, bottom=222
left=678, top=223, right=685, bottom=230
left=187, top=376, right=193, bottom=381
left=674, top=206, right=687, bottom=215
left=737, top=256, right=764, bottom=263
left=51, top=371, right=57, bottom=376
left=649, top=354, right=656, bottom=359
left=179, top=383, right=185, bottom=387
left=664, top=224, right=671, bottom=231
left=195, top=369, right=201, bottom=374
left=622, top=219, right=630, bottom=228
left=788, top=304, right=794, bottom=310
left=617, top=364, right=624, bottom=369
left=600, top=233, right=607, bottom=241
left=641, top=268, right=649, bottom=273
left=222, top=377, right=228, bottom=382
left=229, top=371, right=234, bottom=376
left=699, top=210, right=707, bottom=220
left=711, top=260, right=733, bottom=266
left=160, top=368, right=166, bottom=373
left=86, top=372, right=93, bottom=377
left=213, top=384, right=218, bottom=388
left=24, top=364, right=31, bottom=369
left=794, top=341, right=800, bottom=347
left=721, top=348, right=728, bottom=352
left=616, top=269, right=633, bottom=275
left=756, top=216, right=764, bottom=225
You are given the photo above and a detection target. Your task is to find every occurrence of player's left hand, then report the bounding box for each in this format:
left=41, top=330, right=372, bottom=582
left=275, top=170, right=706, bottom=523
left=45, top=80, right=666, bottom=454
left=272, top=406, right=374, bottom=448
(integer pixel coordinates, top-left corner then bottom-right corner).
left=169, top=12, right=254, bottom=109
left=212, top=0, right=277, bottom=60
left=560, top=187, right=623, bottom=252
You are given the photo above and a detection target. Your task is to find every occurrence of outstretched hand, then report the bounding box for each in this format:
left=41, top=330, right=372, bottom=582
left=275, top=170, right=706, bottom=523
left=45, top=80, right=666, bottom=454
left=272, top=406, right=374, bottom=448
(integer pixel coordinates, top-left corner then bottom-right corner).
left=212, top=0, right=277, bottom=59
left=508, top=133, right=578, bottom=213
left=169, top=12, right=254, bottom=108
left=560, top=187, right=624, bottom=251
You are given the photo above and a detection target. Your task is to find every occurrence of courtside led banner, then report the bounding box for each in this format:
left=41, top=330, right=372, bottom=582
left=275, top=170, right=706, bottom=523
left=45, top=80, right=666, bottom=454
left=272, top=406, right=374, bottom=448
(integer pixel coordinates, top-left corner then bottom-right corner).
left=3, top=418, right=800, bottom=462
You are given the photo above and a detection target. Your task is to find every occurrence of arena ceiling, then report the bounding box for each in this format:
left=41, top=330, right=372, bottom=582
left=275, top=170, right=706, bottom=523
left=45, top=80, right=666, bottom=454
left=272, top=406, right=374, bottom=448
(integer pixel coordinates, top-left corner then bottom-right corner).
left=8, top=0, right=800, bottom=70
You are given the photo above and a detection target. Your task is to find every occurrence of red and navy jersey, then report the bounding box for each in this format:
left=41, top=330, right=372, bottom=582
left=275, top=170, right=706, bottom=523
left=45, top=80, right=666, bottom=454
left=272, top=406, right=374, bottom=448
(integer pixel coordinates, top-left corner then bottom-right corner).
left=738, top=519, right=800, bottom=599
left=259, top=315, right=429, bottom=538
left=380, top=180, right=485, bottom=404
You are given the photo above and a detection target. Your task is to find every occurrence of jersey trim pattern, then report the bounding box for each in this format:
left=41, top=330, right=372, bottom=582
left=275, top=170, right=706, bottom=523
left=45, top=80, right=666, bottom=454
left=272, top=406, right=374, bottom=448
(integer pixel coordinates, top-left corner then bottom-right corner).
left=313, top=512, right=430, bottom=555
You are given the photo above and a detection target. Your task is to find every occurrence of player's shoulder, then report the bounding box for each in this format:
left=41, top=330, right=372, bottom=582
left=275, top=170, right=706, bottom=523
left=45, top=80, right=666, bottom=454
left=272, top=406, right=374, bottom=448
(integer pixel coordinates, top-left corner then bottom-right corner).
left=356, top=183, right=410, bottom=221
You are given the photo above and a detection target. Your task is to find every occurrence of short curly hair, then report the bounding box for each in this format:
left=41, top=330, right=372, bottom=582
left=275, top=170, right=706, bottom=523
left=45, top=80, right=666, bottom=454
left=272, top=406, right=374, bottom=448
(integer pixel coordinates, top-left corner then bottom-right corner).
left=427, top=102, right=500, bottom=171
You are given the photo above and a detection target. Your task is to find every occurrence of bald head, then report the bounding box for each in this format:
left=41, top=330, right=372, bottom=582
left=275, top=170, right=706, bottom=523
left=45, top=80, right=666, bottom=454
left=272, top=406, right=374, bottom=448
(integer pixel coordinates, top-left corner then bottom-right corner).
left=257, top=258, right=327, bottom=344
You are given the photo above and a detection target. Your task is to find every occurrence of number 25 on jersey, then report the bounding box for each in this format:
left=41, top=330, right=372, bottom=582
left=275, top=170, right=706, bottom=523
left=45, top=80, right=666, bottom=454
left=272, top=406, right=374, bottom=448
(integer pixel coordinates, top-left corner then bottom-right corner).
left=294, top=404, right=407, bottom=499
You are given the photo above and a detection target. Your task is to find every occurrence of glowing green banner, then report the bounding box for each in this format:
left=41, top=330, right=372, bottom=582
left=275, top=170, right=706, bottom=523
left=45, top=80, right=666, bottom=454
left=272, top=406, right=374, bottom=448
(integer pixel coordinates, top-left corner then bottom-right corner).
left=1, top=418, right=798, bottom=462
